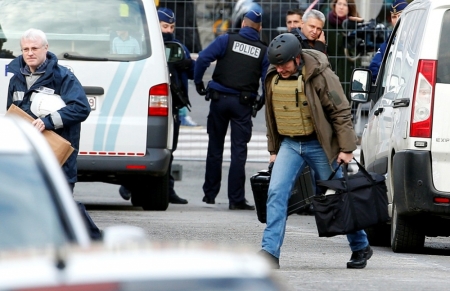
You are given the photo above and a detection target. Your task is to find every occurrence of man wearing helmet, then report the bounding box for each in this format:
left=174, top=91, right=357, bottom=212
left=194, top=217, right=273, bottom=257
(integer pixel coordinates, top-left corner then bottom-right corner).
left=258, top=33, right=371, bottom=269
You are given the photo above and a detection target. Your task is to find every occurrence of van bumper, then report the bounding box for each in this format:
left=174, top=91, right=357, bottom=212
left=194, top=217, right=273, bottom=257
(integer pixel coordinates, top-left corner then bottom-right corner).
left=77, top=148, right=171, bottom=183
left=393, top=150, right=450, bottom=217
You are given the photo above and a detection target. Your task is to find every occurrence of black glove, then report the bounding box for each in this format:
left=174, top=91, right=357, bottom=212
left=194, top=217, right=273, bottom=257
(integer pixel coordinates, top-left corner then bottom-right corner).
left=196, top=82, right=207, bottom=96
left=255, top=95, right=264, bottom=111
left=173, top=58, right=193, bottom=71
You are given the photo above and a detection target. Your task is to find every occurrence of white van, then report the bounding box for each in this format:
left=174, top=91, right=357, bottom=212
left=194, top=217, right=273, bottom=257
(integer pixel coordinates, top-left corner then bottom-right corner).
left=350, top=0, right=450, bottom=252
left=0, top=0, right=174, bottom=210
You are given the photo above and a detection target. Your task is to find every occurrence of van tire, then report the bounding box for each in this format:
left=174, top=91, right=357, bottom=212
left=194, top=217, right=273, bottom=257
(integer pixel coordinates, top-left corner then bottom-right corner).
left=130, top=173, right=169, bottom=211
left=391, top=203, right=425, bottom=253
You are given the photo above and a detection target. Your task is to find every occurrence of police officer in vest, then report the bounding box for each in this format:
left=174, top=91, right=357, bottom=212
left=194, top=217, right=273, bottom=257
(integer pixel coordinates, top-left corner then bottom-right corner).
left=194, top=6, right=269, bottom=210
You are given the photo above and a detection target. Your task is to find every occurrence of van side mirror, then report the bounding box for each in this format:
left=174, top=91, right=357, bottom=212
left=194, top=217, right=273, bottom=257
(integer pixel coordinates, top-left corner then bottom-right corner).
left=350, top=69, right=372, bottom=103
left=164, top=41, right=185, bottom=63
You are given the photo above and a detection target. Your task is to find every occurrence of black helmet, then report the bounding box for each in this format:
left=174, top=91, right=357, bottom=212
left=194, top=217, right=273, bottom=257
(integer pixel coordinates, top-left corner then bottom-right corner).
left=268, top=33, right=302, bottom=65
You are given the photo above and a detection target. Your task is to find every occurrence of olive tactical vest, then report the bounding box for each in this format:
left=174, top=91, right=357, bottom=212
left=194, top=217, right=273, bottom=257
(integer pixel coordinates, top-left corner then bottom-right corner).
left=271, top=71, right=315, bottom=136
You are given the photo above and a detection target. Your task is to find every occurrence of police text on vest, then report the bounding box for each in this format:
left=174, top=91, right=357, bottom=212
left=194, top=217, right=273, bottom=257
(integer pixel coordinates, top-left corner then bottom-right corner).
left=232, top=41, right=261, bottom=58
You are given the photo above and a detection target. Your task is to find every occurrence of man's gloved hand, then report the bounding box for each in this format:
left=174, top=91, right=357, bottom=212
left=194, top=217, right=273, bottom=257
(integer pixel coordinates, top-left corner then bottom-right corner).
left=173, top=58, right=193, bottom=71
left=195, top=82, right=207, bottom=96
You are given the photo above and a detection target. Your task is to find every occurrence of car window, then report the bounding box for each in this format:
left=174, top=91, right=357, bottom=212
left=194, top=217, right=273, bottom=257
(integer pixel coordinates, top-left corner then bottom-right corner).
left=0, top=154, right=67, bottom=250
left=0, top=0, right=150, bottom=61
left=437, top=10, right=450, bottom=84
left=398, top=9, right=426, bottom=95
left=379, top=9, right=427, bottom=100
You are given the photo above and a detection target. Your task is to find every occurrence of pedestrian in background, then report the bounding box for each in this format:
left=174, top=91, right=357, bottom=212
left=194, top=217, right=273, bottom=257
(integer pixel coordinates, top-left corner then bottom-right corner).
left=7, top=28, right=101, bottom=240
left=285, top=8, right=304, bottom=32
left=369, top=0, right=409, bottom=82
left=258, top=33, right=371, bottom=269
left=158, top=7, right=194, bottom=204
left=291, top=9, right=327, bottom=54
left=325, top=0, right=363, bottom=97
left=179, top=106, right=198, bottom=126
left=118, top=7, right=193, bottom=205
left=194, top=6, right=269, bottom=210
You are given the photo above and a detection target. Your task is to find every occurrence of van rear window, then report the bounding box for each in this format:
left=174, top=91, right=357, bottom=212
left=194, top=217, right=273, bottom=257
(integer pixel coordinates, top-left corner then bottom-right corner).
left=0, top=0, right=150, bottom=61
left=437, top=10, right=450, bottom=84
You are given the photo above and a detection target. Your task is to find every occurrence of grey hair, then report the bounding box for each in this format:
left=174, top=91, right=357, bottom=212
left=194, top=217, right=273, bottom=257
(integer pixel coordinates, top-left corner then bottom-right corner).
left=302, top=9, right=326, bottom=24
left=20, top=28, right=48, bottom=48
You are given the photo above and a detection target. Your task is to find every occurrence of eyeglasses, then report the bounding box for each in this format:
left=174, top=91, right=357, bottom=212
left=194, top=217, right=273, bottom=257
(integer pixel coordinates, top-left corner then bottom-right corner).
left=21, top=46, right=45, bottom=54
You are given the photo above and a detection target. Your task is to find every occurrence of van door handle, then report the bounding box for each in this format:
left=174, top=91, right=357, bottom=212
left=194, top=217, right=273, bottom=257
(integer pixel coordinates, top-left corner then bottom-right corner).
left=374, top=108, right=384, bottom=116
left=83, top=86, right=104, bottom=95
left=393, top=98, right=410, bottom=108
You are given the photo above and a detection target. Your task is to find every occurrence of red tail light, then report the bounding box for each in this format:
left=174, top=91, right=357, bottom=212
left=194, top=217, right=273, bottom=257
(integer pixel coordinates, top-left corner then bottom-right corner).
left=148, top=83, right=168, bottom=116
left=410, top=60, right=436, bottom=138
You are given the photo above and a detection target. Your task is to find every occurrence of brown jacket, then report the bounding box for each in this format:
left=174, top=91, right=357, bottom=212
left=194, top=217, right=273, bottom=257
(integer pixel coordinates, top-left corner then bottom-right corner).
left=264, top=49, right=357, bottom=163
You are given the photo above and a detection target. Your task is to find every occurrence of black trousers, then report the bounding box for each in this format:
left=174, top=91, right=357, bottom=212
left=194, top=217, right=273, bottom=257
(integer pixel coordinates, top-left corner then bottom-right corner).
left=169, top=113, right=181, bottom=198
left=202, top=93, right=252, bottom=205
left=69, top=183, right=102, bottom=240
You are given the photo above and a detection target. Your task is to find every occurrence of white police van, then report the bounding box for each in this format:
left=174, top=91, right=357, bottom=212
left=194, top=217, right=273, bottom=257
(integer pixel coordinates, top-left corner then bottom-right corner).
left=351, top=0, right=450, bottom=252
left=0, top=0, right=174, bottom=210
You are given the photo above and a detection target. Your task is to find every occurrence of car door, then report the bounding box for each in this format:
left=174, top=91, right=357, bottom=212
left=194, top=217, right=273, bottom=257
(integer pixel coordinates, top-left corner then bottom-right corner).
left=362, top=17, right=405, bottom=175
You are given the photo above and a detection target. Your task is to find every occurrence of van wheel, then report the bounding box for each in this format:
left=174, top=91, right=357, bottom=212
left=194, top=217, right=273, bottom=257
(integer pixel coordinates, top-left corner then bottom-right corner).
left=365, top=223, right=391, bottom=246
left=130, top=173, right=169, bottom=211
left=391, top=203, right=425, bottom=253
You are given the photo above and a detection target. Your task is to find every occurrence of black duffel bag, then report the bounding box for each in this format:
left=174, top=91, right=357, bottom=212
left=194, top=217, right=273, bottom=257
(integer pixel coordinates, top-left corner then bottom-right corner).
left=312, top=159, right=389, bottom=237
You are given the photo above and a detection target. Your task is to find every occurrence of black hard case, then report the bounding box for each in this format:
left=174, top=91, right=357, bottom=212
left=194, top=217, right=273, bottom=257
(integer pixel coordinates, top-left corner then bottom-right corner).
left=250, top=165, right=315, bottom=224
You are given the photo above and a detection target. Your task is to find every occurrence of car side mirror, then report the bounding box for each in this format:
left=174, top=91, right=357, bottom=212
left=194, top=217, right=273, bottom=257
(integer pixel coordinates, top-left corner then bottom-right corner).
left=350, top=69, right=372, bottom=103
left=164, top=41, right=185, bottom=63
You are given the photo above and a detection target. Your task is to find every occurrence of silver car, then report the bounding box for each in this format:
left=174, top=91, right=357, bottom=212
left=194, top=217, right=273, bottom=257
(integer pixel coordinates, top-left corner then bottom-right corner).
left=0, top=116, right=91, bottom=250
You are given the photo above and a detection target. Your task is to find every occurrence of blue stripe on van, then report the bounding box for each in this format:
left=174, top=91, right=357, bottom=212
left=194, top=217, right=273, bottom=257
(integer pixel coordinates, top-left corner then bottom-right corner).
left=105, top=60, right=146, bottom=151
left=93, top=62, right=129, bottom=150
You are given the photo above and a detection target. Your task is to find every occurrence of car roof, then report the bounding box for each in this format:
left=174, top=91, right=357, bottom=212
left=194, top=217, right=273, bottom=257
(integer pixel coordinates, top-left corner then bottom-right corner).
left=0, top=117, right=34, bottom=153
left=0, top=242, right=284, bottom=291
left=0, top=115, right=91, bottom=248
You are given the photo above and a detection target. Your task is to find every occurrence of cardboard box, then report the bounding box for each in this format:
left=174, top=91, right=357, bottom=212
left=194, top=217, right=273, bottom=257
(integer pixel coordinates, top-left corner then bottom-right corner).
left=6, top=104, right=74, bottom=166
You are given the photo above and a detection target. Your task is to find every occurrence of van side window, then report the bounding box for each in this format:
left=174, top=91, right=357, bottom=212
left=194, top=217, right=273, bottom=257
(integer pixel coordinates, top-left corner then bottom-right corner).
left=399, top=10, right=426, bottom=92
left=379, top=24, right=401, bottom=97
left=437, top=10, right=450, bottom=84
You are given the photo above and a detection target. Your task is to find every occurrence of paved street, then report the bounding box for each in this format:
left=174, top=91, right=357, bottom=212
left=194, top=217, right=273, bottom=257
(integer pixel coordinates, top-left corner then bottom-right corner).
left=74, top=55, right=449, bottom=291
left=75, top=160, right=450, bottom=291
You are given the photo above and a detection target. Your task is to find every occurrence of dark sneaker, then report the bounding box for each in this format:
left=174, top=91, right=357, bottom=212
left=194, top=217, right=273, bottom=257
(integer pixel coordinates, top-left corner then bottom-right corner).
left=169, top=194, right=188, bottom=204
left=202, top=196, right=215, bottom=204
left=258, top=249, right=280, bottom=269
left=229, top=200, right=255, bottom=210
left=119, top=186, right=131, bottom=201
left=347, top=245, right=373, bottom=269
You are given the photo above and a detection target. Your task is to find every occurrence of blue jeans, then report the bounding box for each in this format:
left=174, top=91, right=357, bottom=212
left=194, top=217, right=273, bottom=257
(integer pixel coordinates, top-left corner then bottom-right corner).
left=261, top=137, right=368, bottom=258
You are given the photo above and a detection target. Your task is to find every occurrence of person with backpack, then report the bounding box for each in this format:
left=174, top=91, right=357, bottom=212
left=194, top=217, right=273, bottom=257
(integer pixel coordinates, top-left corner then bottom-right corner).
left=258, top=33, right=371, bottom=269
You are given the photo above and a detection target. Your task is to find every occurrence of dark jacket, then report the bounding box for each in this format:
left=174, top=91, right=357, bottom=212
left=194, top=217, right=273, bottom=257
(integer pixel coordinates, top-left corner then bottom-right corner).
left=170, top=37, right=195, bottom=98
left=165, top=36, right=195, bottom=110
left=325, top=14, right=361, bottom=96
left=7, top=52, right=91, bottom=183
left=369, top=37, right=388, bottom=82
left=291, top=28, right=327, bottom=54
left=264, top=49, right=357, bottom=163
left=194, top=26, right=269, bottom=100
